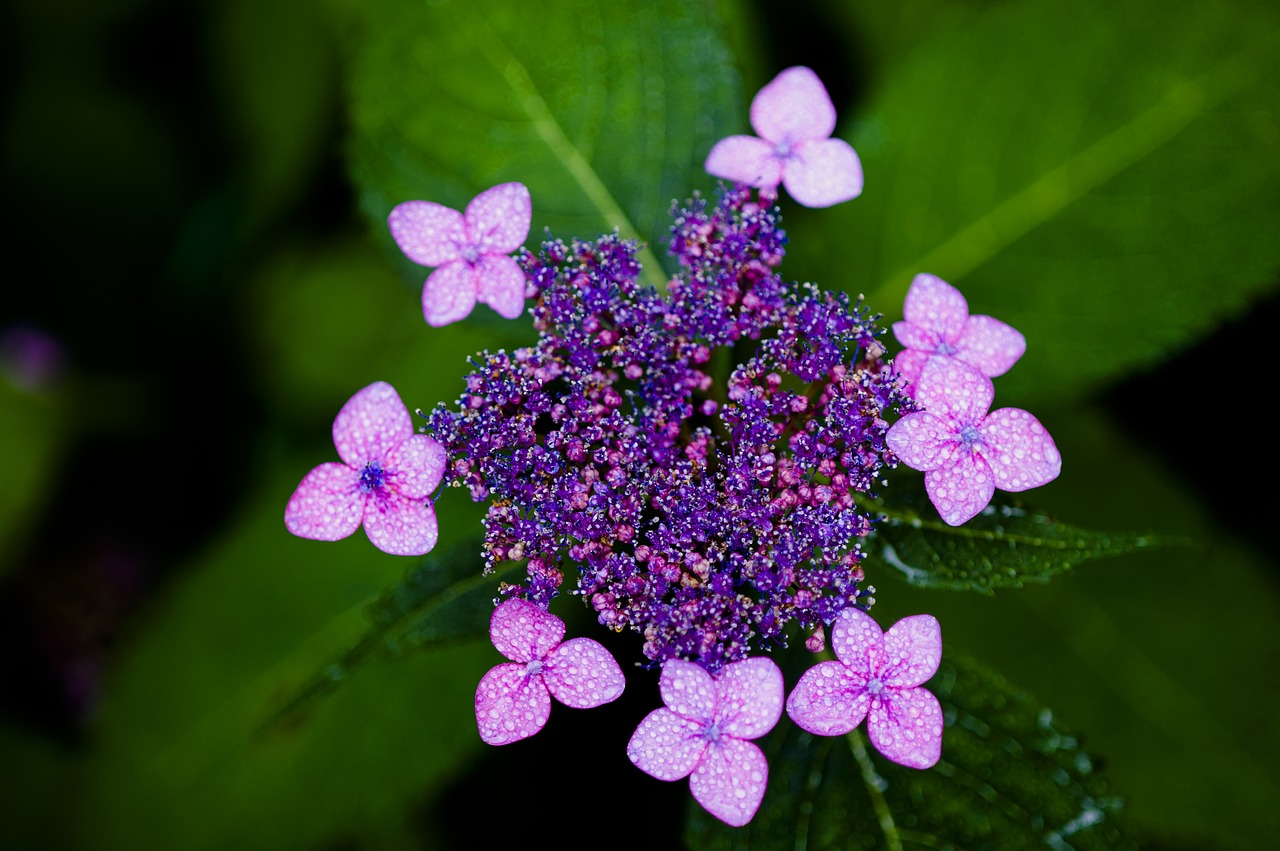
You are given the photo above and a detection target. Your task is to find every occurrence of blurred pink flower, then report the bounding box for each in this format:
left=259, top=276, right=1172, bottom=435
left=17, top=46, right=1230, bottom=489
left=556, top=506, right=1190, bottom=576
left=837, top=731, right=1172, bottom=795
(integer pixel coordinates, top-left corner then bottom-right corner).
left=627, top=657, right=783, bottom=827
left=887, top=358, right=1061, bottom=526
left=285, top=381, right=445, bottom=555
left=388, top=182, right=532, bottom=326
left=475, top=599, right=625, bottom=745
left=787, top=608, right=944, bottom=769
left=705, top=66, right=863, bottom=208
left=892, top=273, right=1025, bottom=395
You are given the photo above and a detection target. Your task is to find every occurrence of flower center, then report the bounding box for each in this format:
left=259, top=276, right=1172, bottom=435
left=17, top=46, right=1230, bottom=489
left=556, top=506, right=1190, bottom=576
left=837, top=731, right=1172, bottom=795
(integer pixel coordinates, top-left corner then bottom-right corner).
left=524, top=659, right=544, bottom=677
left=462, top=244, right=481, bottom=265
left=935, top=341, right=958, bottom=356
left=959, top=425, right=982, bottom=448
left=772, top=140, right=794, bottom=160
left=865, top=677, right=884, bottom=696
left=359, top=461, right=387, bottom=494
left=703, top=721, right=723, bottom=743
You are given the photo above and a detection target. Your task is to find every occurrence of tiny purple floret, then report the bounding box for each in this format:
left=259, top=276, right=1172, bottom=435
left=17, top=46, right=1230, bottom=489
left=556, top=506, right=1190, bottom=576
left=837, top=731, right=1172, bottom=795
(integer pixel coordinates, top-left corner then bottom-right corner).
left=285, top=381, right=446, bottom=556
left=786, top=608, right=944, bottom=769
left=886, top=358, right=1061, bottom=526
left=475, top=598, right=625, bottom=745
left=892, top=273, right=1026, bottom=395
left=705, top=66, right=863, bottom=208
left=388, top=182, right=533, bottom=326
left=627, top=657, right=783, bottom=827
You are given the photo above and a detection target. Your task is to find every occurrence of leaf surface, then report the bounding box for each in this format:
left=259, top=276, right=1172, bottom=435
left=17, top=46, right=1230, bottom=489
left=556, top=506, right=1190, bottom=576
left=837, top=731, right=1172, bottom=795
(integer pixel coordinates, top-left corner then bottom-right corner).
left=867, top=477, right=1175, bottom=594
left=687, top=653, right=1135, bottom=850
left=788, top=0, right=1280, bottom=404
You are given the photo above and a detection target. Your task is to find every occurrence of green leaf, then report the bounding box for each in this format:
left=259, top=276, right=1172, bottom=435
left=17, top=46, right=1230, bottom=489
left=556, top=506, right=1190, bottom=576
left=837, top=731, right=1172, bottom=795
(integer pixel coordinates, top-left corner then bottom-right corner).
left=868, top=404, right=1280, bottom=846
left=788, top=0, right=1280, bottom=404
left=49, top=457, right=495, bottom=851
left=0, top=379, right=71, bottom=575
left=687, top=652, right=1135, bottom=850
left=261, top=539, right=523, bottom=730
left=343, top=0, right=742, bottom=290
left=866, top=475, right=1176, bottom=594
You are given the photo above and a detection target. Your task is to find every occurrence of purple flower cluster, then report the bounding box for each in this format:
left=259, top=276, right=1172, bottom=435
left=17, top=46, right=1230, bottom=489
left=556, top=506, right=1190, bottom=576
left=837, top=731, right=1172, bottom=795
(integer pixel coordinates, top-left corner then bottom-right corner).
left=428, top=186, right=911, bottom=674
left=282, top=64, right=1069, bottom=828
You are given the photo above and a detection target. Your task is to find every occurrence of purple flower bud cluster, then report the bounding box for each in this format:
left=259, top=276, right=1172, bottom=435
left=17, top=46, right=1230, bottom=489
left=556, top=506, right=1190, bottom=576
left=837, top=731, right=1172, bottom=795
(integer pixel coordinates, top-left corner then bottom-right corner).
left=427, top=186, right=912, bottom=673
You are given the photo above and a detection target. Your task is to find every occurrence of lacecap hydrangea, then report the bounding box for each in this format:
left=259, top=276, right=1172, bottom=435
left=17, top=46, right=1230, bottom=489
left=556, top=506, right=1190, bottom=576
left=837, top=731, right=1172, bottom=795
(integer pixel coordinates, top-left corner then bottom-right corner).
left=284, top=65, right=1061, bottom=827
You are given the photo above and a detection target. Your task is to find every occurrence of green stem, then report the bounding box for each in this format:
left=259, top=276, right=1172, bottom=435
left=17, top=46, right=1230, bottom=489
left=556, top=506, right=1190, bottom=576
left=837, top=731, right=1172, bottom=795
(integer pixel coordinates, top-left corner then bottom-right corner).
left=846, top=727, right=904, bottom=851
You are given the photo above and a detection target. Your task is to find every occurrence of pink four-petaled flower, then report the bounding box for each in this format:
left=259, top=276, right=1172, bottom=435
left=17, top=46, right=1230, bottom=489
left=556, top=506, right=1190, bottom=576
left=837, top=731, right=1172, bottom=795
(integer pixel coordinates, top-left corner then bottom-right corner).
left=388, top=182, right=532, bottom=326
left=705, top=66, right=863, bottom=208
left=627, top=657, right=783, bottom=827
left=893, top=273, right=1026, bottom=396
left=786, top=608, right=944, bottom=769
left=475, top=599, right=625, bottom=746
left=887, top=358, right=1061, bottom=526
left=285, top=381, right=445, bottom=556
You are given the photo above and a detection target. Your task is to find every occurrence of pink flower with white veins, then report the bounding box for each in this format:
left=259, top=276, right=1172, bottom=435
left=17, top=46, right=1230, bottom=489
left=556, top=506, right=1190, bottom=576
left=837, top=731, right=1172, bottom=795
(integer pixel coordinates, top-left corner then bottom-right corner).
left=627, top=657, right=783, bottom=827
left=285, top=381, right=445, bottom=556
left=388, top=182, right=532, bottom=327
left=705, top=66, right=863, bottom=208
left=893, top=273, right=1026, bottom=396
left=475, top=599, right=625, bottom=746
left=786, top=608, right=944, bottom=769
left=887, top=358, right=1061, bottom=526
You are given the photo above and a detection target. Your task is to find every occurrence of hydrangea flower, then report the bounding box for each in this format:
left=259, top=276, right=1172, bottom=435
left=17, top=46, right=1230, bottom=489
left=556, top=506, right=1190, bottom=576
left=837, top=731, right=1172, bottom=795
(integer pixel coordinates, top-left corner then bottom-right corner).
left=387, top=181, right=533, bottom=326
left=285, top=381, right=445, bottom=555
left=475, top=598, right=625, bottom=745
left=892, top=273, right=1026, bottom=395
left=705, top=66, right=863, bottom=208
left=786, top=608, right=944, bottom=769
left=627, top=657, right=784, bottom=826
left=886, top=358, right=1061, bottom=526
left=428, top=187, right=908, bottom=672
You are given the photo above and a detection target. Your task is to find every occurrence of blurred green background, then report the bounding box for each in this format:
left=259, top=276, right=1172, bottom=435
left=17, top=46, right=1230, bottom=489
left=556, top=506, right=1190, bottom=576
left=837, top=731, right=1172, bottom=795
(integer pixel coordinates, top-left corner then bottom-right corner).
left=1, top=0, right=1278, bottom=848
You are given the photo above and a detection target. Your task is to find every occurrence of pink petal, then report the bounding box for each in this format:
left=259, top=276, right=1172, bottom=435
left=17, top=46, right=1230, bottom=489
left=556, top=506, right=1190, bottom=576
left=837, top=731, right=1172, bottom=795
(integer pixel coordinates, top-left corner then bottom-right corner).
left=465, top=182, right=531, bottom=254
left=542, top=637, right=625, bottom=709
left=750, top=66, right=836, bottom=144
left=627, top=707, right=706, bottom=781
left=474, top=662, right=552, bottom=745
left=689, top=737, right=769, bottom=827
left=785, top=660, right=869, bottom=736
left=829, top=607, right=884, bottom=674
left=332, top=381, right=414, bottom=469
left=914, top=357, right=993, bottom=423
left=880, top=615, right=942, bottom=689
left=925, top=450, right=995, bottom=526
left=715, top=657, right=783, bottom=740
left=489, top=598, right=565, bottom=664
left=284, top=462, right=363, bottom=542
left=475, top=253, right=527, bottom=320
left=385, top=434, right=446, bottom=500
left=892, top=320, right=939, bottom=353
left=954, top=315, right=1025, bottom=377
left=422, top=261, right=478, bottom=327
left=388, top=201, right=466, bottom=267
left=782, top=138, right=863, bottom=208
left=704, top=135, right=783, bottom=189
left=980, top=408, right=1062, bottom=492
left=867, top=686, right=944, bottom=769
left=903, top=274, right=968, bottom=343
left=660, top=659, right=717, bottom=722
left=361, top=491, right=439, bottom=556
left=886, top=411, right=955, bottom=472
left=890, top=348, right=930, bottom=397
